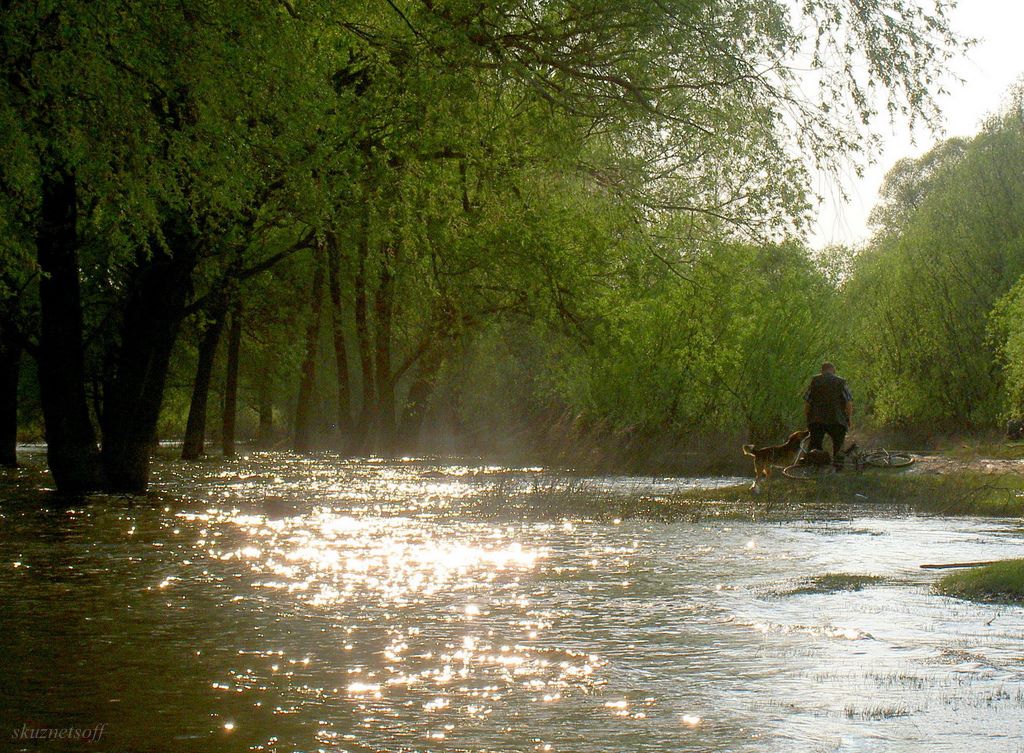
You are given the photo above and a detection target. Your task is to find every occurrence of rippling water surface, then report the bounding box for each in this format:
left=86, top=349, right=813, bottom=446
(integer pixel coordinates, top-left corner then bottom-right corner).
left=1, top=452, right=1022, bottom=752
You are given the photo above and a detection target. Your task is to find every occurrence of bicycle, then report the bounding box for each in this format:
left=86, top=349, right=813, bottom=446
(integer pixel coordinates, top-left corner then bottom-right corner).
left=782, top=441, right=914, bottom=480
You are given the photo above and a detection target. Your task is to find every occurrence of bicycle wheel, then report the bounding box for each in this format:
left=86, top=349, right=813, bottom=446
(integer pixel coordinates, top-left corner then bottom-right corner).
left=861, top=450, right=914, bottom=468
left=783, top=463, right=837, bottom=480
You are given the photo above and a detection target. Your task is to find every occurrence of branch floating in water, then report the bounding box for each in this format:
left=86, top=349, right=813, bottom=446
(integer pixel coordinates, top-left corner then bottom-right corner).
left=920, top=561, right=1003, bottom=570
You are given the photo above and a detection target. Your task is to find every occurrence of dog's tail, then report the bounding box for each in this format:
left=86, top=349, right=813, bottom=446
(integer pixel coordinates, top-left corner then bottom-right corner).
left=742, top=444, right=755, bottom=457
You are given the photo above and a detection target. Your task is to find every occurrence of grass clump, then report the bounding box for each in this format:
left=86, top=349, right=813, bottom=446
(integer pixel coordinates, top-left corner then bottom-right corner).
left=785, top=573, right=886, bottom=595
left=937, top=559, right=1024, bottom=604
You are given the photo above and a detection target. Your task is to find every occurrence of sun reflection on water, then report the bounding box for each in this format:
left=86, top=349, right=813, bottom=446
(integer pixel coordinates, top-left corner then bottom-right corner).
left=168, top=481, right=621, bottom=750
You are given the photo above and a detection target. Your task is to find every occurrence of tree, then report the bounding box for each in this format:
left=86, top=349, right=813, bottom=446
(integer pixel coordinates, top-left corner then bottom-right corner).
left=845, top=87, right=1024, bottom=427
left=1, top=0, right=970, bottom=489
left=1, top=0, right=352, bottom=490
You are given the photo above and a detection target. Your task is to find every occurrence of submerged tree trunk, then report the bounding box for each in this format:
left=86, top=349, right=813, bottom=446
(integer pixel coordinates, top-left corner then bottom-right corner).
left=222, top=302, right=242, bottom=458
left=36, top=165, right=102, bottom=494
left=181, top=298, right=229, bottom=460
left=0, top=323, right=21, bottom=468
left=293, top=244, right=326, bottom=453
left=101, top=221, right=197, bottom=493
left=396, top=346, right=444, bottom=452
left=326, top=234, right=352, bottom=448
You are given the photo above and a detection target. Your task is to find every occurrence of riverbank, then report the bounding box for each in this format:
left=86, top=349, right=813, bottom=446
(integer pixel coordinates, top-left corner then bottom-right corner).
left=478, top=422, right=1024, bottom=479
left=662, top=468, right=1024, bottom=518
left=10, top=426, right=1024, bottom=479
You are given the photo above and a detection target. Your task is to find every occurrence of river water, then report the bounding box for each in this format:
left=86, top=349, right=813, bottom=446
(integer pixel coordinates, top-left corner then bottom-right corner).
left=1, top=452, right=1022, bottom=752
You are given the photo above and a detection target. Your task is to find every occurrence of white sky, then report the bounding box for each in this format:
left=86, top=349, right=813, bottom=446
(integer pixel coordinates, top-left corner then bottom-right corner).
left=809, top=0, right=1024, bottom=249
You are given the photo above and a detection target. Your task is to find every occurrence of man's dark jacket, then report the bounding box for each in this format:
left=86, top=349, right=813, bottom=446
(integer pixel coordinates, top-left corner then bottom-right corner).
left=804, top=373, right=852, bottom=427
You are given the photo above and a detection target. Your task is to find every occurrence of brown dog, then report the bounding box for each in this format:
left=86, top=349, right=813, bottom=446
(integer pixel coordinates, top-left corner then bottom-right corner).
left=742, top=430, right=810, bottom=487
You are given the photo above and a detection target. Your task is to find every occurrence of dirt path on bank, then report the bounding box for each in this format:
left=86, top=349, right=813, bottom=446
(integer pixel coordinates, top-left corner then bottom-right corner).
left=909, top=452, right=1024, bottom=475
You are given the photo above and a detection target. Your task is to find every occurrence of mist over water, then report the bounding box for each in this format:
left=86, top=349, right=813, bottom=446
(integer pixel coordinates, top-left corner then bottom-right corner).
left=1, top=452, right=1022, bottom=752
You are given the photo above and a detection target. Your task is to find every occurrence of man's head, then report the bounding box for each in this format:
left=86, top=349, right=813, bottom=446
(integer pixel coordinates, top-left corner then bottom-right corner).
left=821, top=362, right=836, bottom=375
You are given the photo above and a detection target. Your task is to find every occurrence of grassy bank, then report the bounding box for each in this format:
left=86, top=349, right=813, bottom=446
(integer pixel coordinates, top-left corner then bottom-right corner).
left=936, top=560, right=1024, bottom=603
left=662, top=469, right=1024, bottom=518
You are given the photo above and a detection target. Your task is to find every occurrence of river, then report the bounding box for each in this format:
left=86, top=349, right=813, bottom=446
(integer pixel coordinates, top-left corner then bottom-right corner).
left=1, top=452, right=1022, bottom=752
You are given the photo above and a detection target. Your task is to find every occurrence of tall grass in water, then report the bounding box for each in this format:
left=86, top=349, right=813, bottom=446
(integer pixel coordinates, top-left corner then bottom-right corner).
left=679, top=471, right=1024, bottom=517
left=472, top=476, right=757, bottom=522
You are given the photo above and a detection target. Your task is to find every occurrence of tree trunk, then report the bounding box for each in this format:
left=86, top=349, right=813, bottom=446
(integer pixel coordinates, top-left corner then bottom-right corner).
left=181, top=298, right=229, bottom=460
left=293, top=244, right=326, bottom=453
left=256, top=356, right=274, bottom=449
left=35, top=165, right=102, bottom=494
left=326, top=233, right=353, bottom=448
left=221, top=301, right=242, bottom=458
left=396, top=347, right=444, bottom=452
left=0, top=323, right=21, bottom=468
left=372, top=243, right=396, bottom=454
left=101, top=220, right=197, bottom=493
left=353, top=222, right=375, bottom=451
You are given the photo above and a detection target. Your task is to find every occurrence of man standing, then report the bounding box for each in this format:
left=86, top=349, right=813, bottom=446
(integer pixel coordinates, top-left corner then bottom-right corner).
left=804, top=362, right=853, bottom=462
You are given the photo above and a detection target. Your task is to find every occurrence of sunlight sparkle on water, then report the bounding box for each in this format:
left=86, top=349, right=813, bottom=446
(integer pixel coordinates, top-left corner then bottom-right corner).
left=4, top=456, right=1018, bottom=753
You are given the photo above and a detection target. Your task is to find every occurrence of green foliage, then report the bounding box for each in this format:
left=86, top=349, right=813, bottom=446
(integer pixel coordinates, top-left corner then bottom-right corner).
left=991, top=278, right=1024, bottom=418
left=844, top=90, right=1024, bottom=428
left=450, top=240, right=839, bottom=444
left=0, top=0, right=977, bottom=468
left=569, top=241, right=838, bottom=439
